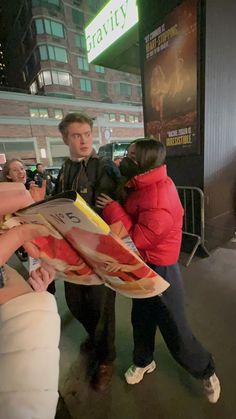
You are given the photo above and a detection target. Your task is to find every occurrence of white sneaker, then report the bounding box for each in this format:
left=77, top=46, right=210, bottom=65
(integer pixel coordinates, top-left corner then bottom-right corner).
left=202, top=373, right=221, bottom=403
left=125, top=361, right=156, bottom=384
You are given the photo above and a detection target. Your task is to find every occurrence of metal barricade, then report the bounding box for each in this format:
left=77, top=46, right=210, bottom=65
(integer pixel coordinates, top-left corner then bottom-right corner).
left=177, top=186, right=209, bottom=267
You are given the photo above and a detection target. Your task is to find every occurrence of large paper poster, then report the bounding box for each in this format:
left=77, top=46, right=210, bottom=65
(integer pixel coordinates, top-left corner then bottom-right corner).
left=143, top=0, right=198, bottom=156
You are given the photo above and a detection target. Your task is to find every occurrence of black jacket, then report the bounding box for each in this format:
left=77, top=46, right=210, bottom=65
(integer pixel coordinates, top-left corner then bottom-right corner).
left=54, top=153, right=120, bottom=211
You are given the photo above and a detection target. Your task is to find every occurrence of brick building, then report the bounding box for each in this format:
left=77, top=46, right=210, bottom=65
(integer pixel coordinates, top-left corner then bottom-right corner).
left=0, top=0, right=144, bottom=166
left=0, top=91, right=143, bottom=165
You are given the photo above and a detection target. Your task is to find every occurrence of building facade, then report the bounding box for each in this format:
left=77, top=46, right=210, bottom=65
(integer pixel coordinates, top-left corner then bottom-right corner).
left=0, top=0, right=144, bottom=166
left=2, top=0, right=142, bottom=104
left=0, top=91, right=143, bottom=166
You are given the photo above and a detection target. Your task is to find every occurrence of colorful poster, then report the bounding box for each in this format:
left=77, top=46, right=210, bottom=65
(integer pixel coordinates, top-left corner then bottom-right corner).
left=143, top=0, right=198, bottom=155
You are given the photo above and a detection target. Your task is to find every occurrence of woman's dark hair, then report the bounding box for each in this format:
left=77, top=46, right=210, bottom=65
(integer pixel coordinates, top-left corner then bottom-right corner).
left=135, top=139, right=166, bottom=173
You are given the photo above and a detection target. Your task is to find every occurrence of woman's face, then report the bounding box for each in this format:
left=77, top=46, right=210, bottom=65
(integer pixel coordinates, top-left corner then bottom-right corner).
left=7, top=161, right=26, bottom=184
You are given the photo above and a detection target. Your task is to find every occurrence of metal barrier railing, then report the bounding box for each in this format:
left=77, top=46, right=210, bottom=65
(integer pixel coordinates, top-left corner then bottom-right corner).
left=177, top=186, right=209, bottom=267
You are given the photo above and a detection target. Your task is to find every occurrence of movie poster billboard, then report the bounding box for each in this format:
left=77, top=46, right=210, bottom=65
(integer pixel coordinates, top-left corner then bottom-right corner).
left=143, top=0, right=198, bottom=156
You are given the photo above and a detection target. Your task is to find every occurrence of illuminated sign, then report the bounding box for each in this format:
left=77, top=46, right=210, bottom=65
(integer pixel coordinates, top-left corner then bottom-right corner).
left=85, top=0, right=139, bottom=63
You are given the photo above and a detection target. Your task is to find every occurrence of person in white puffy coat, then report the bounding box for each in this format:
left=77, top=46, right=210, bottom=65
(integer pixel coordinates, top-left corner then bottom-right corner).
left=0, top=183, right=60, bottom=419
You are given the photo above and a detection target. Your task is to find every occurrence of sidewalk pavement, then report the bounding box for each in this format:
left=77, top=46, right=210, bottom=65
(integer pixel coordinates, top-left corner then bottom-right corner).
left=56, top=241, right=236, bottom=419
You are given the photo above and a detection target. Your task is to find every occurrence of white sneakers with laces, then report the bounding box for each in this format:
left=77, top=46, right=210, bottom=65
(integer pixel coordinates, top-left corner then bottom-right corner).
left=125, top=362, right=221, bottom=403
left=202, top=373, right=221, bottom=403
left=125, top=361, right=156, bottom=384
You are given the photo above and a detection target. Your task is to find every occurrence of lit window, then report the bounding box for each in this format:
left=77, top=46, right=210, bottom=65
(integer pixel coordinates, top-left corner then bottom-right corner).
left=58, top=71, right=71, bottom=85
left=43, top=70, right=52, bottom=85
left=134, top=115, right=139, bottom=123
left=38, top=70, right=71, bottom=86
left=30, top=108, right=48, bottom=118
left=95, top=65, right=105, bottom=73
left=39, top=108, right=49, bottom=118
left=108, top=113, right=116, bottom=122
left=128, top=115, right=135, bottom=123
left=54, top=109, right=63, bottom=119
left=80, top=78, right=92, bottom=92
left=38, top=72, right=44, bottom=87
left=78, top=56, right=89, bottom=71
left=30, top=81, right=38, bottom=94
left=119, top=114, right=126, bottom=122
left=75, top=33, right=86, bottom=49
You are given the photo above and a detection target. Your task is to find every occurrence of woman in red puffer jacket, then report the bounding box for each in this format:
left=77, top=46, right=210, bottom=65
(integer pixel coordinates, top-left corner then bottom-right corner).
left=96, top=139, right=220, bottom=403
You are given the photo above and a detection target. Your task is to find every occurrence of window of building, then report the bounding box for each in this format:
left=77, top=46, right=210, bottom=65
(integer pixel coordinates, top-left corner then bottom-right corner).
left=95, top=65, right=105, bottom=73
left=30, top=108, right=49, bottom=118
left=38, top=70, right=72, bottom=86
left=128, top=115, right=139, bottom=123
left=35, top=18, right=44, bottom=34
left=104, top=113, right=116, bottom=122
left=137, top=86, right=142, bottom=97
left=119, top=114, right=126, bottom=122
left=75, top=33, right=86, bottom=49
left=35, top=18, right=64, bottom=38
left=80, top=78, right=92, bottom=92
left=52, top=70, right=71, bottom=85
left=97, top=81, right=107, bottom=95
left=42, top=70, right=52, bottom=85
left=120, top=83, right=132, bottom=96
left=109, top=113, right=116, bottom=121
left=78, top=56, right=89, bottom=71
left=54, top=109, right=63, bottom=119
left=30, top=81, right=38, bottom=94
left=39, top=45, right=68, bottom=62
left=72, top=9, right=84, bottom=26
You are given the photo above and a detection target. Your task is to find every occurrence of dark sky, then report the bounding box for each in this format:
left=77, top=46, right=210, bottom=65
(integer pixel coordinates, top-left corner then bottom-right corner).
left=0, top=0, right=21, bottom=46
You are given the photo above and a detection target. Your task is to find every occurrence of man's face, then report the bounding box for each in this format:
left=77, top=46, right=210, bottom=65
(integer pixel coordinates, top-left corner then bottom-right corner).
left=37, top=164, right=44, bottom=173
left=64, top=122, right=93, bottom=158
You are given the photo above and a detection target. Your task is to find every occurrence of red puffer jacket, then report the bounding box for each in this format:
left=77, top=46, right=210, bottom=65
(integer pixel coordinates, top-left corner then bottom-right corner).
left=102, top=165, right=184, bottom=266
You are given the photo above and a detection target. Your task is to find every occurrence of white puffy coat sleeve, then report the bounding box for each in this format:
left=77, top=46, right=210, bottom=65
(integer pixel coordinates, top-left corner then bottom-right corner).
left=0, top=265, right=60, bottom=419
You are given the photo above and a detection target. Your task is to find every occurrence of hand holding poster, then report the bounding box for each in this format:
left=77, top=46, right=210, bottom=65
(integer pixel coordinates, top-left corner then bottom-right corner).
left=4, top=191, right=169, bottom=298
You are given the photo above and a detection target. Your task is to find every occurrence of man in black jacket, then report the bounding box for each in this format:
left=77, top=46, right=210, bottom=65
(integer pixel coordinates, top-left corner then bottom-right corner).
left=54, top=112, right=119, bottom=392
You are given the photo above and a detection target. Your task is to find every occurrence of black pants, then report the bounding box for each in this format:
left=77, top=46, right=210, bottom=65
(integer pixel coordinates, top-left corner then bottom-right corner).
left=131, top=264, right=215, bottom=379
left=65, top=282, right=116, bottom=363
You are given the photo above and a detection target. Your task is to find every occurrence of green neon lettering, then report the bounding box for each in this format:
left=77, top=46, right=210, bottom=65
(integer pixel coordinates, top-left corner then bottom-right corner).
left=114, top=9, right=119, bottom=27
left=97, top=28, right=103, bottom=44
left=86, top=35, right=91, bottom=52
left=102, top=20, right=109, bottom=35
left=92, top=33, right=96, bottom=48
left=120, top=0, right=128, bottom=29
left=110, top=10, right=115, bottom=31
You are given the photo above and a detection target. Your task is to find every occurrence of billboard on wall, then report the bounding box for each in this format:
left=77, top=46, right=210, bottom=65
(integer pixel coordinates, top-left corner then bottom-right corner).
left=143, top=0, right=198, bottom=156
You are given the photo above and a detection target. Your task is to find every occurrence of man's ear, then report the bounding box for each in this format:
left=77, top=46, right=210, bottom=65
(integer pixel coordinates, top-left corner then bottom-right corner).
left=62, top=135, right=68, bottom=145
